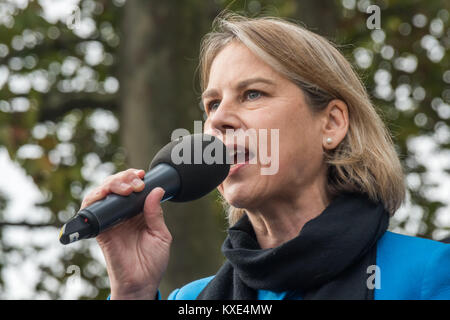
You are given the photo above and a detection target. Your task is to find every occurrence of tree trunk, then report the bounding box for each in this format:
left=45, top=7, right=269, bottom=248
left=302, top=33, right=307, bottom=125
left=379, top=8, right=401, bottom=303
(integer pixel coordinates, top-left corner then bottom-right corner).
left=293, top=0, right=339, bottom=38
left=118, top=0, right=226, bottom=298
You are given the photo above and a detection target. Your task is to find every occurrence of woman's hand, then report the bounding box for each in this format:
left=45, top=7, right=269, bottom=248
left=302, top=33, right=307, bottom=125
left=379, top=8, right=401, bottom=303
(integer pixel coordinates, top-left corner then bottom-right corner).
left=80, top=169, right=172, bottom=300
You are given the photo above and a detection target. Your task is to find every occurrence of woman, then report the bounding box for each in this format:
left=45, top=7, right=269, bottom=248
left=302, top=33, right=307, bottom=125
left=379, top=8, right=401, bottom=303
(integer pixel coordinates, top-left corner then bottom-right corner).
left=82, top=14, right=450, bottom=300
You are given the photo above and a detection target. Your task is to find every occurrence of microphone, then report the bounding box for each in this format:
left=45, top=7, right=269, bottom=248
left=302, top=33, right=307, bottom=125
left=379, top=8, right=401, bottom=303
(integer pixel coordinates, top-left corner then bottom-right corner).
left=59, top=133, right=230, bottom=245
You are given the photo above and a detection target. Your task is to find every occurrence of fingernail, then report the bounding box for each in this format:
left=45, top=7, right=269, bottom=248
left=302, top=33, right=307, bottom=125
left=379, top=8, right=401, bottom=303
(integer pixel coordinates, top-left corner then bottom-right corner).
left=132, top=179, right=144, bottom=188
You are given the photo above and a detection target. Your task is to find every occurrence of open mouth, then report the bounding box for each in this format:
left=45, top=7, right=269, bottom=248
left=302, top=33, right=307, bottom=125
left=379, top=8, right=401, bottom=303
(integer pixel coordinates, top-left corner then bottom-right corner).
left=226, top=144, right=255, bottom=167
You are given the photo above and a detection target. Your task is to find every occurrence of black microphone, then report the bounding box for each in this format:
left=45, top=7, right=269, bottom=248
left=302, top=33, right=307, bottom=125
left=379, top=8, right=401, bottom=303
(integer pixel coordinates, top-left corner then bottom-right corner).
left=59, top=133, right=230, bottom=245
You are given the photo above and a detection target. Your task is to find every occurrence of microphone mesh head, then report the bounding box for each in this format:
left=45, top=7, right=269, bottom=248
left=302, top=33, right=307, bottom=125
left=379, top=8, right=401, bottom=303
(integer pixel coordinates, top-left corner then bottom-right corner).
left=149, top=134, right=230, bottom=202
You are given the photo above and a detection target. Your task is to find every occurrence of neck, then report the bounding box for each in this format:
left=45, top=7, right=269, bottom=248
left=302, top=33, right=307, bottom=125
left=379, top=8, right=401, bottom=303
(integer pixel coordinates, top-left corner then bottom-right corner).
left=245, top=181, right=331, bottom=249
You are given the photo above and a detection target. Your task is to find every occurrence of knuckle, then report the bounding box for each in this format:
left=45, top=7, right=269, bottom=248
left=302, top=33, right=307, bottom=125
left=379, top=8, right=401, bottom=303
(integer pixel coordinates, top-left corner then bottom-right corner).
left=131, top=177, right=145, bottom=189
left=125, top=173, right=138, bottom=183
left=112, top=180, right=131, bottom=193
left=120, top=171, right=134, bottom=181
left=105, top=170, right=130, bottom=184
left=125, top=168, right=138, bottom=177
left=106, top=174, right=125, bottom=187
left=110, top=179, right=120, bottom=188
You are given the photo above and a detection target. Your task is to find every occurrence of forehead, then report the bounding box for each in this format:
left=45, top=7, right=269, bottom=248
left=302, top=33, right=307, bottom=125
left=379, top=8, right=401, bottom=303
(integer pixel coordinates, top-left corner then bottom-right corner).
left=207, top=42, right=280, bottom=87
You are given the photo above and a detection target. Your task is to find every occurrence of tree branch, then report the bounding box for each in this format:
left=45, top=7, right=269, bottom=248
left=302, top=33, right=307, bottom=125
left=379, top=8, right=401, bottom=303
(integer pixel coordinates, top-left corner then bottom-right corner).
left=0, top=221, right=60, bottom=228
left=39, top=96, right=118, bottom=122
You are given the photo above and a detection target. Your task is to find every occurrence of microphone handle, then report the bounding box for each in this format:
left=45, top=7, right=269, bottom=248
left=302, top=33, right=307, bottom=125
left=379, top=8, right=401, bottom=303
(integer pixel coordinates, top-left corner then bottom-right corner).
left=79, top=163, right=180, bottom=236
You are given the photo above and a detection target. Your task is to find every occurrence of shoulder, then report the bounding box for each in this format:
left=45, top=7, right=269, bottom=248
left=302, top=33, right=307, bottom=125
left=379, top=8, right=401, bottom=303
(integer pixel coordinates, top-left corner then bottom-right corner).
left=166, top=232, right=450, bottom=300
left=376, top=231, right=450, bottom=299
left=377, top=230, right=449, bottom=265
left=167, top=276, right=214, bottom=300
left=378, top=230, right=448, bottom=250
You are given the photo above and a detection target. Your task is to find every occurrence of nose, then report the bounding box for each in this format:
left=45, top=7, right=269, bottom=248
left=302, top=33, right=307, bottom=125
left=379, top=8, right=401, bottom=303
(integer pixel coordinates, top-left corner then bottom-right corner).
left=206, top=97, right=242, bottom=137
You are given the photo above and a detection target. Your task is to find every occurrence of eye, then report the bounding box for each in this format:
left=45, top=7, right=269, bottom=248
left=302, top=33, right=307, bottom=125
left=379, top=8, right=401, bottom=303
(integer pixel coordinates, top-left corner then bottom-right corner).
left=245, top=90, right=263, bottom=101
left=206, top=100, right=220, bottom=113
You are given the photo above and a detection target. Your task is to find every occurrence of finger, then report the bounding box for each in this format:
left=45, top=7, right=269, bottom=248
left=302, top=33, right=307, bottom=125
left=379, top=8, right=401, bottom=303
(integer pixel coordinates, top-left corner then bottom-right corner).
left=80, top=186, right=107, bottom=210
left=117, top=169, right=146, bottom=192
left=142, top=187, right=171, bottom=243
left=105, top=169, right=141, bottom=194
left=109, top=178, right=134, bottom=195
left=133, top=169, right=146, bottom=178
left=102, top=168, right=142, bottom=185
left=108, top=178, right=143, bottom=194
left=81, top=169, right=146, bottom=210
left=125, top=170, right=146, bottom=192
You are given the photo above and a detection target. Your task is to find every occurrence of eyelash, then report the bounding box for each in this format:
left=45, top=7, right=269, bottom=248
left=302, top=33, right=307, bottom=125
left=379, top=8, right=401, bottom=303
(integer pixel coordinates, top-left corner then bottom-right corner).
left=205, top=90, right=265, bottom=113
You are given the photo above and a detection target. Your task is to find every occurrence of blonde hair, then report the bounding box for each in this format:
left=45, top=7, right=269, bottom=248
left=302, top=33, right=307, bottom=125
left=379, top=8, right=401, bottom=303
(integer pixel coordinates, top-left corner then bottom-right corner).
left=199, top=13, right=406, bottom=225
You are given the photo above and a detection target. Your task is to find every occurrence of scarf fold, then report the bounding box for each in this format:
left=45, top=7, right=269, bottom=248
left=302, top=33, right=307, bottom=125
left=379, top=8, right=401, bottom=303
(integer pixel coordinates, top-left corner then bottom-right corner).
left=197, top=192, right=389, bottom=300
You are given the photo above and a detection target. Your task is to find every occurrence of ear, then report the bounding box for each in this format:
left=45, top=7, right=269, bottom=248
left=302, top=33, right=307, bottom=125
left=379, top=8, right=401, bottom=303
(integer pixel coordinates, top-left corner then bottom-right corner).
left=321, top=99, right=349, bottom=150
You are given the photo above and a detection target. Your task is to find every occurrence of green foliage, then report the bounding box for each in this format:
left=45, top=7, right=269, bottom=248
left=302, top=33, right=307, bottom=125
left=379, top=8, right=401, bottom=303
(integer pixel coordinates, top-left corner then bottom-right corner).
left=332, top=0, right=450, bottom=239
left=0, top=0, right=124, bottom=299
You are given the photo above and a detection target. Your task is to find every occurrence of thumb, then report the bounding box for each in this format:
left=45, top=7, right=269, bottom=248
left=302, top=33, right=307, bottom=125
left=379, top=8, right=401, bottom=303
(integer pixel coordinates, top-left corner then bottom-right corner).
left=142, top=187, right=171, bottom=243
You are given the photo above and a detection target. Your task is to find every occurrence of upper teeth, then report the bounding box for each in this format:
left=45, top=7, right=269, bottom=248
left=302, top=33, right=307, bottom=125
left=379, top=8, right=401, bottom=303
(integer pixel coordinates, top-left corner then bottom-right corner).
left=230, top=149, right=245, bottom=157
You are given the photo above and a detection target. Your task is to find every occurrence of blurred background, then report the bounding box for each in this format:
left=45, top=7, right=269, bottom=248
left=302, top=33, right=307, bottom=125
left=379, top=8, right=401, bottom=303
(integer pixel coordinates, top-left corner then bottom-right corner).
left=0, top=0, right=449, bottom=299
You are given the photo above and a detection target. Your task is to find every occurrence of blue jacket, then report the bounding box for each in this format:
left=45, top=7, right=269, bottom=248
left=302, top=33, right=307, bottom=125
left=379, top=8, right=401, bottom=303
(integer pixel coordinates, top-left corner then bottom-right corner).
left=166, top=231, right=450, bottom=300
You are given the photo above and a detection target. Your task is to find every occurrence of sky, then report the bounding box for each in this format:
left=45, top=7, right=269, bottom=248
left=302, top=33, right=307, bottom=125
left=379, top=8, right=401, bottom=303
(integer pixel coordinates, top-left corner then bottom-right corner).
left=0, top=147, right=107, bottom=299
left=0, top=0, right=107, bottom=299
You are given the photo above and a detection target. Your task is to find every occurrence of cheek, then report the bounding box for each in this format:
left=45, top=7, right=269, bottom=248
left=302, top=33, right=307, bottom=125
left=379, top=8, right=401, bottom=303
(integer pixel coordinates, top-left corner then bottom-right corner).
left=277, top=113, right=323, bottom=167
left=282, top=130, right=321, bottom=165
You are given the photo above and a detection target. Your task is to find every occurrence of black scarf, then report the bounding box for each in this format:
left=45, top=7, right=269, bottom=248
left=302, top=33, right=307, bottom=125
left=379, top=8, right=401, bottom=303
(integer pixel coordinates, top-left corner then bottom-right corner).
left=197, top=192, right=389, bottom=300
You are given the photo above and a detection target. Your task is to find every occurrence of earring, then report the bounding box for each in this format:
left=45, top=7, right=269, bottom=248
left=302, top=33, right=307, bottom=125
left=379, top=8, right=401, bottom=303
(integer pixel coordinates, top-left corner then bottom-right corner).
left=326, top=137, right=333, bottom=144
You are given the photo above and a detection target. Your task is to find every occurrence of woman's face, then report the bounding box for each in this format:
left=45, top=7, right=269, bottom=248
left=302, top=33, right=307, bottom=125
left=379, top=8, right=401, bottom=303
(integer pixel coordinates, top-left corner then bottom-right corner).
left=203, top=41, right=328, bottom=210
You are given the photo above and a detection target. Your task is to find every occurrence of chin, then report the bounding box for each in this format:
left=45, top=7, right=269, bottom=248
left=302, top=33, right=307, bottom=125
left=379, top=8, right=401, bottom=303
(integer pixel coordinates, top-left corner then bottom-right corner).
left=220, top=166, right=267, bottom=209
left=221, top=185, right=257, bottom=209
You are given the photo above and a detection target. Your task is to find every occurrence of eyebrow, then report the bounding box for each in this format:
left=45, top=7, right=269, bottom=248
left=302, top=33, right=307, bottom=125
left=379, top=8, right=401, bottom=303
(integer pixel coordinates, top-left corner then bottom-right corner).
left=201, top=77, right=276, bottom=100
